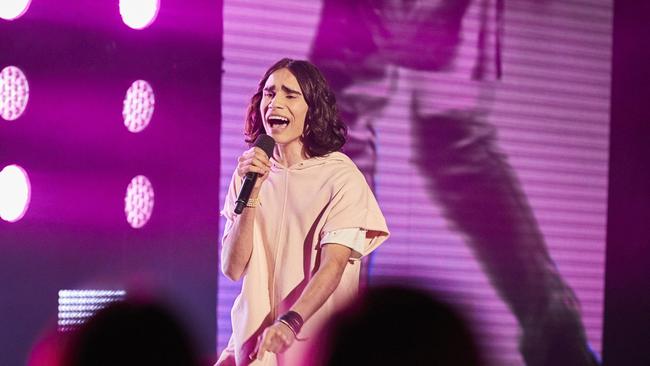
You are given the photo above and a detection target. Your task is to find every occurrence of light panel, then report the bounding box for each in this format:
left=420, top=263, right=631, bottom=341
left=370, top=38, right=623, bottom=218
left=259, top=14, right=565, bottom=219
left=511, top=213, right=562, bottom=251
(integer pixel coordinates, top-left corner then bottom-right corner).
left=57, top=290, right=127, bottom=332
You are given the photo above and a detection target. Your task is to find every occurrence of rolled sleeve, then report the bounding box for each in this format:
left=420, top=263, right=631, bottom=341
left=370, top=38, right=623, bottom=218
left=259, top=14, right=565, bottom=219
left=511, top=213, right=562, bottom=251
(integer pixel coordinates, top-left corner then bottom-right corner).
left=320, top=227, right=367, bottom=260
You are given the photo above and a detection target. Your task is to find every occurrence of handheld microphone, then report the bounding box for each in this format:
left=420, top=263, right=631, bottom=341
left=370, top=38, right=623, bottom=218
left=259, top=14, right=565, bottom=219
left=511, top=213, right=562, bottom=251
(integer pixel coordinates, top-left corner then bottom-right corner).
left=234, top=134, right=275, bottom=214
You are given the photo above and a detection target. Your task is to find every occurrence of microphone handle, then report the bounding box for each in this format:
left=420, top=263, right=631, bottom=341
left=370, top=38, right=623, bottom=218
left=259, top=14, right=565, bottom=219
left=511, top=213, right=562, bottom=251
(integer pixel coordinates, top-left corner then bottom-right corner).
left=234, top=173, right=258, bottom=214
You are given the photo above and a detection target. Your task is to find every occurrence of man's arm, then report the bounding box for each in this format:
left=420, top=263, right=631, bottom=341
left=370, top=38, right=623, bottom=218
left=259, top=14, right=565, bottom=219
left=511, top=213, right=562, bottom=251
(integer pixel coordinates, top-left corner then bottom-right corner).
left=290, top=243, right=352, bottom=320
left=253, top=243, right=352, bottom=360
left=220, top=189, right=259, bottom=281
left=221, top=146, right=271, bottom=281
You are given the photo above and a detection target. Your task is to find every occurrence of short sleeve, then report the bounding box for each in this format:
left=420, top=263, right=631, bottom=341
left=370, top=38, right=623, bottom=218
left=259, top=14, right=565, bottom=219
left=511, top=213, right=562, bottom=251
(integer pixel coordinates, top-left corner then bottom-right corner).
left=320, top=166, right=389, bottom=258
left=320, top=227, right=366, bottom=259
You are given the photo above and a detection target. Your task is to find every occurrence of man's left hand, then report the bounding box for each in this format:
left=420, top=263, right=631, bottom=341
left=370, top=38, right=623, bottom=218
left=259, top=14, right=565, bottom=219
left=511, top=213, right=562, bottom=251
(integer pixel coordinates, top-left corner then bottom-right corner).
left=251, top=321, right=295, bottom=361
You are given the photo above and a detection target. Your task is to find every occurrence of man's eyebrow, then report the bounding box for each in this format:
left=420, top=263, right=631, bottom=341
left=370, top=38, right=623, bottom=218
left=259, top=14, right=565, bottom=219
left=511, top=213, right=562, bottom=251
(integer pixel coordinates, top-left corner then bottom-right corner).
left=281, top=85, right=302, bottom=95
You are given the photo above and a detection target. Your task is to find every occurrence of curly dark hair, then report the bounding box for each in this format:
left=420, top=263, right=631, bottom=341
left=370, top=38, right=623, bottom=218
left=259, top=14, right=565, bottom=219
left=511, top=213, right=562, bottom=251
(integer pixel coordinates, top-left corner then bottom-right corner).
left=244, top=58, right=347, bottom=157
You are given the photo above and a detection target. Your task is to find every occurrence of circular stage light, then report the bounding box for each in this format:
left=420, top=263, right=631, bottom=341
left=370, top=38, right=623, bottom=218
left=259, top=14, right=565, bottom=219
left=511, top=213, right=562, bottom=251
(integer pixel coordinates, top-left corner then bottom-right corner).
left=0, top=66, right=30, bottom=121
left=119, top=0, right=159, bottom=30
left=124, top=175, right=154, bottom=229
left=122, top=80, right=155, bottom=133
left=0, top=164, right=31, bottom=222
left=0, top=0, right=31, bottom=20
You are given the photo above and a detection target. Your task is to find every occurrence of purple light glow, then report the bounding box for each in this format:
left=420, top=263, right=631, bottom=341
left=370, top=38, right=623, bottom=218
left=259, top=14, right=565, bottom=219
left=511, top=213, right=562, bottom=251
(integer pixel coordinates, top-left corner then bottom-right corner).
left=0, top=66, right=30, bottom=121
left=119, top=0, right=159, bottom=30
left=122, top=80, right=155, bottom=133
left=124, top=175, right=154, bottom=229
left=0, top=0, right=31, bottom=21
left=0, top=164, right=31, bottom=222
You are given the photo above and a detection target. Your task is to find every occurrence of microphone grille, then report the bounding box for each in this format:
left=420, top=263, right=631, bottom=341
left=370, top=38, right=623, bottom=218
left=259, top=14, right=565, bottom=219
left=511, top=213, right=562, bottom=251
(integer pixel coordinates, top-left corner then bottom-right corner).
left=255, top=134, right=276, bottom=158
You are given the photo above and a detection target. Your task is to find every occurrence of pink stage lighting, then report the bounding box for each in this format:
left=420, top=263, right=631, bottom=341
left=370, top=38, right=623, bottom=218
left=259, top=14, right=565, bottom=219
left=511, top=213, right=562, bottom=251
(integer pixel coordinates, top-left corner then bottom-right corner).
left=0, top=0, right=31, bottom=21
left=122, top=80, right=155, bottom=133
left=0, top=66, right=30, bottom=121
left=119, top=0, right=160, bottom=30
left=124, top=175, right=154, bottom=229
left=0, top=164, right=31, bottom=222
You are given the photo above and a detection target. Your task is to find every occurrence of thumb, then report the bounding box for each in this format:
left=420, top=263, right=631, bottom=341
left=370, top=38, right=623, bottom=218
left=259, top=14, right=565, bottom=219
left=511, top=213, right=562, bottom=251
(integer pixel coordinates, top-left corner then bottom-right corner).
left=249, top=337, right=261, bottom=361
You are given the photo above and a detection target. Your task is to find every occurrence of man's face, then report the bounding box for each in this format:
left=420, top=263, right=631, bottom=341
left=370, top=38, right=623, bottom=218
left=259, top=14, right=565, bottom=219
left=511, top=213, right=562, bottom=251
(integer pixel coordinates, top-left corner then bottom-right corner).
left=260, top=68, right=309, bottom=148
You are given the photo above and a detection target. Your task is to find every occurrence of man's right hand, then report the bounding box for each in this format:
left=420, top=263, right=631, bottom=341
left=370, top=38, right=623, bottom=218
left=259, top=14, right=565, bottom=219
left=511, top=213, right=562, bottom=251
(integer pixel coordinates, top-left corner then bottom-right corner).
left=237, top=146, right=272, bottom=189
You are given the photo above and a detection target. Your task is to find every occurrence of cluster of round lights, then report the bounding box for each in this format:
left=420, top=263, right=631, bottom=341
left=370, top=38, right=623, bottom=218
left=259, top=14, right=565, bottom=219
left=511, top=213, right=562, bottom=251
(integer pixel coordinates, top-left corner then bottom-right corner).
left=118, top=0, right=158, bottom=227
left=122, top=81, right=156, bottom=227
left=2, top=1, right=159, bottom=226
left=1, top=3, right=31, bottom=220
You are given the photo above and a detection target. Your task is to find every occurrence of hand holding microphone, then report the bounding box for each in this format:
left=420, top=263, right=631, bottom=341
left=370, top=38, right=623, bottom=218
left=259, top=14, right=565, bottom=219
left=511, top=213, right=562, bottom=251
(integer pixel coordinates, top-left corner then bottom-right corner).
left=234, top=135, right=276, bottom=214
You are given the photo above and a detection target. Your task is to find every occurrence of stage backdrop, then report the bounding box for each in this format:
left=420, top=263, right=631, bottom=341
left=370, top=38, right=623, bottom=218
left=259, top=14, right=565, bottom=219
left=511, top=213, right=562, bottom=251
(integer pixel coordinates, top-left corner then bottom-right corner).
left=218, top=1, right=610, bottom=365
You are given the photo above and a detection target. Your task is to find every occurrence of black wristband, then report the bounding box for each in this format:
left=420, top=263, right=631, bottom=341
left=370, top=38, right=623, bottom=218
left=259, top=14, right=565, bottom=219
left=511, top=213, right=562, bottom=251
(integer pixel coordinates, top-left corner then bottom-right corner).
left=277, top=310, right=304, bottom=336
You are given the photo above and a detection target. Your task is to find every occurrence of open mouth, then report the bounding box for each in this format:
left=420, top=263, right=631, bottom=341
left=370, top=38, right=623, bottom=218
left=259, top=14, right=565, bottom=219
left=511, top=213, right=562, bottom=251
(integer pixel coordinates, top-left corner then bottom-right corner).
left=267, top=115, right=290, bottom=127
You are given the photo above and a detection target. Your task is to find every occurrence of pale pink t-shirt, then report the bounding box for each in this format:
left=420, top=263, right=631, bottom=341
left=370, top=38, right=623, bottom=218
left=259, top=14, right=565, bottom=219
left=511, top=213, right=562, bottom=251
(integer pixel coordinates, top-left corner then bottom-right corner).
left=218, top=152, right=389, bottom=366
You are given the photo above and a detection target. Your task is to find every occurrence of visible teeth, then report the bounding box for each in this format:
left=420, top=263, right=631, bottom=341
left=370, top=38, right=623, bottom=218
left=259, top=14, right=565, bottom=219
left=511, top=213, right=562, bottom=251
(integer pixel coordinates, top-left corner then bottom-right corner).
left=268, top=115, right=289, bottom=125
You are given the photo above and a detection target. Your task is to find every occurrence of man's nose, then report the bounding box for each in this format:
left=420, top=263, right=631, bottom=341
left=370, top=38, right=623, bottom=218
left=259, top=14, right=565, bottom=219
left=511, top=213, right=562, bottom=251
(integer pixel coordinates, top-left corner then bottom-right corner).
left=269, top=95, right=284, bottom=108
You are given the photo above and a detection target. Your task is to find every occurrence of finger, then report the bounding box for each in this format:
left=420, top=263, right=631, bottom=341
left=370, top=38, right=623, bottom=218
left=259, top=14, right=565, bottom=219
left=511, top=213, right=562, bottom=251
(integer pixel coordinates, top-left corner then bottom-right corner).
left=251, top=158, right=271, bottom=172
left=256, top=333, right=272, bottom=361
left=267, top=337, right=283, bottom=354
left=250, top=147, right=265, bottom=158
left=279, top=332, right=292, bottom=346
left=249, top=336, right=261, bottom=361
left=253, top=148, right=272, bottom=167
left=279, top=335, right=292, bottom=350
left=259, top=170, right=269, bottom=180
left=254, top=155, right=271, bottom=170
left=236, top=157, right=252, bottom=177
left=246, top=165, right=267, bottom=175
left=276, top=337, right=291, bottom=353
left=242, top=148, right=257, bottom=161
left=242, top=156, right=269, bottom=173
left=271, top=328, right=292, bottom=353
left=237, top=165, right=256, bottom=178
left=239, top=151, right=255, bottom=161
left=256, top=342, right=268, bottom=361
left=239, top=157, right=266, bottom=174
left=260, top=330, right=283, bottom=358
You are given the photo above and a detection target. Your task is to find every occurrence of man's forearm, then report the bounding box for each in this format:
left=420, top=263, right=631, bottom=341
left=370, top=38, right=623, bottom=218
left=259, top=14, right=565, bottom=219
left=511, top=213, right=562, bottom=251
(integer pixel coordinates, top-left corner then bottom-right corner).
left=290, top=244, right=351, bottom=322
left=221, top=189, right=260, bottom=281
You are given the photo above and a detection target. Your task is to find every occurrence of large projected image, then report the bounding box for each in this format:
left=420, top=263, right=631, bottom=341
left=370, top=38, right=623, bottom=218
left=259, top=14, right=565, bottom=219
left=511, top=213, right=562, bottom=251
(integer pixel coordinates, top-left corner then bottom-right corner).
left=219, top=1, right=610, bottom=365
